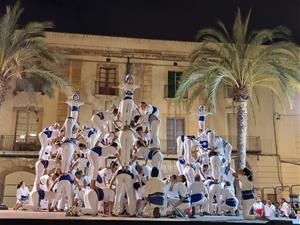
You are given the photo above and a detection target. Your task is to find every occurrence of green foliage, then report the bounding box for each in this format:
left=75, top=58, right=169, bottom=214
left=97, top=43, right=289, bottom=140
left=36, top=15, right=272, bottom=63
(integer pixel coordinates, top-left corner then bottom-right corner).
left=176, top=8, right=300, bottom=110
left=0, top=1, right=69, bottom=102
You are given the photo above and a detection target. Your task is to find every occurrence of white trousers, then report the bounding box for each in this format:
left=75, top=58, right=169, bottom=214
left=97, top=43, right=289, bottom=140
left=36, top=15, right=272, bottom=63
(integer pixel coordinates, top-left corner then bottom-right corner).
left=63, top=117, right=75, bottom=139
left=61, top=142, right=75, bottom=174
left=208, top=183, right=221, bottom=214
left=176, top=136, right=184, bottom=156
left=220, top=197, right=238, bottom=213
left=119, top=129, right=134, bottom=167
left=52, top=180, right=73, bottom=209
left=150, top=119, right=160, bottom=148
left=176, top=160, right=184, bottom=175
left=87, top=150, right=100, bottom=180
left=38, top=132, right=48, bottom=160
left=151, top=151, right=164, bottom=178
left=113, top=173, right=136, bottom=216
left=243, top=198, right=256, bottom=220
left=88, top=133, right=99, bottom=149
left=119, top=99, right=134, bottom=126
left=183, top=165, right=195, bottom=188
left=71, top=111, right=79, bottom=123
left=210, top=155, right=221, bottom=181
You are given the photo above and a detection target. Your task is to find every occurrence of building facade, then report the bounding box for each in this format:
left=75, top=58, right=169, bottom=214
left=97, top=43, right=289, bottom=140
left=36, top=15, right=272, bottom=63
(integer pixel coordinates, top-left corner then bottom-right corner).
left=0, top=32, right=299, bottom=206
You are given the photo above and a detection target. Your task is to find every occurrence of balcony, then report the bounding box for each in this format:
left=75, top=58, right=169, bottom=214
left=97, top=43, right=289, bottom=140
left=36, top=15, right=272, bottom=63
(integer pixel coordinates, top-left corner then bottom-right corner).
left=0, top=135, right=40, bottom=151
left=164, top=85, right=188, bottom=99
left=94, top=81, right=119, bottom=96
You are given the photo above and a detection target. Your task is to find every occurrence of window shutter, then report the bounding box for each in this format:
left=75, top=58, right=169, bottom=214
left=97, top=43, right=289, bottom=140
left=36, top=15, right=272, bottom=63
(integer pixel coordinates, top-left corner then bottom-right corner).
left=168, top=71, right=176, bottom=98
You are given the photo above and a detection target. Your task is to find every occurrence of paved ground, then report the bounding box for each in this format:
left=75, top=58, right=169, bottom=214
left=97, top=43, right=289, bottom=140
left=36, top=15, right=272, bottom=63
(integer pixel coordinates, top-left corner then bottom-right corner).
left=0, top=210, right=298, bottom=224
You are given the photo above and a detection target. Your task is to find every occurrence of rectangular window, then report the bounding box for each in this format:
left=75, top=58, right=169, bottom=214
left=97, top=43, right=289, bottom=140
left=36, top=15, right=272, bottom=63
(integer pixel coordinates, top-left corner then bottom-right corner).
left=165, top=71, right=185, bottom=98
left=15, top=77, right=43, bottom=93
left=166, top=118, right=185, bottom=154
left=95, top=66, right=118, bottom=95
left=14, top=108, right=41, bottom=151
left=224, top=85, right=233, bottom=98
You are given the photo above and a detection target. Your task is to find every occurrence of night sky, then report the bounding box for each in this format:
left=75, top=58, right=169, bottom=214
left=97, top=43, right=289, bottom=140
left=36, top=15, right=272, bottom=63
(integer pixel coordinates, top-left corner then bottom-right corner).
left=1, top=0, right=300, bottom=44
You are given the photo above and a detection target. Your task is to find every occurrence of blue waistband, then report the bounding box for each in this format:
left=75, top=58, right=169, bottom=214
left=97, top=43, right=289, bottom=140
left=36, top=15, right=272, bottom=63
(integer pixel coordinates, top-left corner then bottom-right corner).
left=63, top=139, right=76, bottom=144
left=150, top=106, right=158, bottom=116
left=93, top=188, right=104, bottom=201
left=88, top=129, right=95, bottom=138
left=241, top=190, right=254, bottom=200
left=71, top=106, right=79, bottom=111
left=199, top=115, right=205, bottom=122
left=124, top=96, right=133, bottom=100
left=91, top=146, right=102, bottom=156
left=96, top=175, right=103, bottom=183
left=41, top=160, right=49, bottom=169
left=148, top=192, right=164, bottom=206
left=178, top=159, right=185, bottom=165
left=117, top=169, right=134, bottom=179
left=191, top=193, right=204, bottom=203
left=21, top=195, right=28, bottom=201
left=148, top=150, right=158, bottom=160
left=43, top=130, right=52, bottom=138
left=199, top=140, right=208, bottom=149
left=208, top=151, right=218, bottom=157
left=59, top=175, right=73, bottom=183
left=225, top=198, right=237, bottom=207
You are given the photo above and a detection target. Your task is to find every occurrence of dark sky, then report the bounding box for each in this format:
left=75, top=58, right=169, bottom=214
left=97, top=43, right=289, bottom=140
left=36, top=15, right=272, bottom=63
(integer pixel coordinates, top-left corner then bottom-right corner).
left=1, top=0, right=300, bottom=44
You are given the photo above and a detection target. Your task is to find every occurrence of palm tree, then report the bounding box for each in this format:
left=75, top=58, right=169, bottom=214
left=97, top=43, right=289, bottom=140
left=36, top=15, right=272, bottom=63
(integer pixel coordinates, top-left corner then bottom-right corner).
left=0, top=2, right=68, bottom=107
left=176, top=9, right=300, bottom=169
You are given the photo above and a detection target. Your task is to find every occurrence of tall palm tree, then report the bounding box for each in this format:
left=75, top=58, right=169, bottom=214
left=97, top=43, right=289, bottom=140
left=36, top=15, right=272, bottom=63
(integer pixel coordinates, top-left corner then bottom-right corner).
left=176, top=9, right=300, bottom=169
left=0, top=2, right=68, bottom=107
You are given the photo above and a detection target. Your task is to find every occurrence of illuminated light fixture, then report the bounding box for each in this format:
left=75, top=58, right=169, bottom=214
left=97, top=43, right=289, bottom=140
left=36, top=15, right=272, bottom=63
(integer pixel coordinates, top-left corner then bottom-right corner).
left=19, top=135, right=26, bottom=139
left=29, top=133, right=37, bottom=137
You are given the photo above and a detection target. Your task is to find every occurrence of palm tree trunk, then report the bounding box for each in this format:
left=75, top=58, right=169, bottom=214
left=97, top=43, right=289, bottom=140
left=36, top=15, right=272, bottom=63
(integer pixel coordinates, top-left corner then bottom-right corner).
left=0, top=77, right=8, bottom=108
left=236, top=100, right=248, bottom=169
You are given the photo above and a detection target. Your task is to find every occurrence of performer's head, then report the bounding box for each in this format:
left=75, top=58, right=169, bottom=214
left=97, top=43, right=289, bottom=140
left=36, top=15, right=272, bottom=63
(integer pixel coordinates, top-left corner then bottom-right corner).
left=72, top=93, right=80, bottom=101
left=125, top=74, right=133, bottom=84
left=240, top=167, right=253, bottom=182
left=199, top=104, right=206, bottom=112
left=140, top=101, right=148, bottom=110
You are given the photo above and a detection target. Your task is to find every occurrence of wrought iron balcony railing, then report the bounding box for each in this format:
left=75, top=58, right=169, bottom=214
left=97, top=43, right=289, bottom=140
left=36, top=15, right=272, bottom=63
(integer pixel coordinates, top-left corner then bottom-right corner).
left=0, top=135, right=40, bottom=151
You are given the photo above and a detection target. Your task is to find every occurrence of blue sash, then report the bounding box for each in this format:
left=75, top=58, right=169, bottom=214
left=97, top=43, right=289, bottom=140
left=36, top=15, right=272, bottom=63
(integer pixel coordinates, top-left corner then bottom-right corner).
left=226, top=198, right=237, bottom=207
left=199, top=115, right=205, bottom=122
left=181, top=135, right=185, bottom=142
left=117, top=169, right=134, bottom=179
left=21, top=195, right=28, bottom=202
left=93, top=188, right=104, bottom=201
left=179, top=159, right=185, bottom=165
left=63, top=139, right=76, bottom=144
left=41, top=160, right=49, bottom=169
left=208, top=151, right=218, bottom=158
left=88, top=129, right=95, bottom=138
left=38, top=190, right=45, bottom=201
left=71, top=106, right=78, bottom=111
left=186, top=135, right=195, bottom=140
left=86, top=161, right=90, bottom=168
left=224, top=167, right=231, bottom=175
left=148, top=192, right=164, bottom=206
left=150, top=106, right=158, bottom=117
left=91, top=146, right=102, bottom=156
left=241, top=190, right=254, bottom=200
left=124, top=96, right=133, bottom=100
left=190, top=193, right=203, bottom=203
left=59, top=175, right=73, bottom=183
left=43, top=130, right=52, bottom=138
left=96, top=175, right=103, bottom=183
left=148, top=150, right=158, bottom=160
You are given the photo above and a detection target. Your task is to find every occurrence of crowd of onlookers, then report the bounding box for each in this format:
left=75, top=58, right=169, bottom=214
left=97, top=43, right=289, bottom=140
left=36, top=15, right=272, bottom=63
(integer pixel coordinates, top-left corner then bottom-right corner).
left=252, top=196, right=299, bottom=219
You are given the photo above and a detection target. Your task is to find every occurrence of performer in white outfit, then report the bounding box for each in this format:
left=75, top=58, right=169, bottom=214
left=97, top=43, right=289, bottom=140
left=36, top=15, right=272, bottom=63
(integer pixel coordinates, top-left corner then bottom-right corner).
left=78, top=127, right=99, bottom=149
left=140, top=102, right=160, bottom=150
left=189, top=105, right=213, bottom=132
left=205, top=178, right=222, bottom=215
left=111, top=166, right=140, bottom=216
left=117, top=74, right=139, bottom=128
left=38, top=123, right=60, bottom=160
left=61, top=117, right=76, bottom=174
left=34, top=159, right=60, bottom=190
left=91, top=108, right=117, bottom=139
left=21, top=190, right=55, bottom=211
left=220, top=181, right=238, bottom=215
left=188, top=174, right=208, bottom=216
left=66, top=93, right=84, bottom=123
left=14, top=181, right=30, bottom=210
left=143, top=167, right=165, bottom=218
left=207, top=130, right=221, bottom=183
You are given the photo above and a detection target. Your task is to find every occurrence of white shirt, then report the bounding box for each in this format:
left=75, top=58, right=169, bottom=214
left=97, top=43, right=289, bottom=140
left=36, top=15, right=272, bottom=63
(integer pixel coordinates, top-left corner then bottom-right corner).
left=173, top=182, right=188, bottom=198
left=238, top=174, right=253, bottom=191
left=253, top=201, right=263, bottom=210
left=265, top=204, right=276, bottom=217
left=16, top=186, right=30, bottom=201
left=188, top=181, right=208, bottom=196
left=222, top=186, right=236, bottom=200
left=280, top=202, right=290, bottom=217
left=144, top=177, right=165, bottom=197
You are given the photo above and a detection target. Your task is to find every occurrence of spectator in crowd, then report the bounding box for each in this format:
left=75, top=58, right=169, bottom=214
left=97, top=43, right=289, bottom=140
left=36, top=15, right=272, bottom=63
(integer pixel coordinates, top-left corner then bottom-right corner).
left=279, top=198, right=290, bottom=218
left=264, top=200, right=276, bottom=218
left=252, top=196, right=264, bottom=216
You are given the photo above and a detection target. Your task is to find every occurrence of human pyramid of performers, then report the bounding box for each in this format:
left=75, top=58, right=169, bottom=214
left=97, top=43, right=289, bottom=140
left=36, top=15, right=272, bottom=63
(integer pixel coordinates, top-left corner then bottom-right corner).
left=14, top=74, right=259, bottom=220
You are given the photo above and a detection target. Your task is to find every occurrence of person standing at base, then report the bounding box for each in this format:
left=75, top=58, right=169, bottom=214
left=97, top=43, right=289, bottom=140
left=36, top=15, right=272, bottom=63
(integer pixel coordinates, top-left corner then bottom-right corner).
left=232, top=168, right=268, bottom=221
left=143, top=167, right=166, bottom=218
